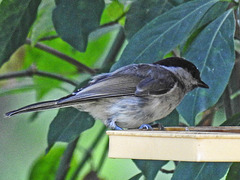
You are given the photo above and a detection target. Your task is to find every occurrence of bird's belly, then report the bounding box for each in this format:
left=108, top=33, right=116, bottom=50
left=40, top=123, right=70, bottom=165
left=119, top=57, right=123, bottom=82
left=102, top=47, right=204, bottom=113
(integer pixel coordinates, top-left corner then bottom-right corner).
left=74, top=88, right=184, bottom=129
left=109, top=94, right=183, bottom=129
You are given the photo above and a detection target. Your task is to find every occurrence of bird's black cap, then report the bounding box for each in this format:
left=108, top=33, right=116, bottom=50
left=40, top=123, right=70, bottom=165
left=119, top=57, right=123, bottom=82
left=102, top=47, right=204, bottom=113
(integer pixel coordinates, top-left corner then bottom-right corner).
left=154, top=57, right=209, bottom=88
left=154, top=57, right=200, bottom=81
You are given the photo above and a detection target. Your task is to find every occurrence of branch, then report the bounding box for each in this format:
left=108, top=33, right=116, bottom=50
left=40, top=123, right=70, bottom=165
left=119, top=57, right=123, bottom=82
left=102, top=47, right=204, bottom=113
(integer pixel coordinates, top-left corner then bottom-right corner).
left=56, top=137, right=80, bottom=180
left=100, top=11, right=127, bottom=28
left=160, top=168, right=175, bottom=174
left=197, top=106, right=216, bottom=126
left=101, top=26, right=125, bottom=71
left=0, top=65, right=78, bottom=86
left=39, top=35, right=59, bottom=42
left=96, top=138, right=109, bottom=173
left=223, top=86, right=234, bottom=119
left=25, top=38, right=96, bottom=75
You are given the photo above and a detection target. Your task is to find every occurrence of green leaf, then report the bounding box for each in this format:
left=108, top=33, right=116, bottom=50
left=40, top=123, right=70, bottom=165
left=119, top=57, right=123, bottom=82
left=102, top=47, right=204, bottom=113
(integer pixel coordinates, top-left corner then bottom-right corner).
left=47, top=107, right=95, bottom=151
left=133, top=160, right=168, bottom=180
left=100, top=0, right=124, bottom=25
left=124, top=0, right=175, bottom=39
left=221, top=113, right=240, bottom=126
left=196, top=1, right=228, bottom=29
left=177, top=9, right=235, bottom=125
left=52, top=0, right=105, bottom=52
left=172, top=162, right=231, bottom=180
left=30, top=0, right=57, bottom=44
left=181, top=1, right=229, bottom=54
left=155, top=109, right=179, bottom=126
left=0, top=0, right=41, bottom=67
left=29, top=145, right=66, bottom=180
left=226, top=163, right=240, bottom=180
left=111, top=0, right=218, bottom=71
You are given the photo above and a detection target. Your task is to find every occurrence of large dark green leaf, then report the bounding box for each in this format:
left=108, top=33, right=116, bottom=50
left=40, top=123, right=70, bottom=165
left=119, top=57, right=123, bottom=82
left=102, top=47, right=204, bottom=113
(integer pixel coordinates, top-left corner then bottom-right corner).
left=196, top=2, right=228, bottom=29
left=47, top=107, right=95, bottom=151
left=177, top=10, right=235, bottom=125
left=226, top=163, right=240, bottom=180
left=124, top=0, right=192, bottom=39
left=181, top=1, right=229, bottom=54
left=52, top=0, right=105, bottom=52
left=124, top=0, right=175, bottom=39
left=0, top=0, right=41, bottom=67
left=172, top=162, right=231, bottom=180
left=133, top=160, right=168, bottom=180
left=111, top=0, right=218, bottom=71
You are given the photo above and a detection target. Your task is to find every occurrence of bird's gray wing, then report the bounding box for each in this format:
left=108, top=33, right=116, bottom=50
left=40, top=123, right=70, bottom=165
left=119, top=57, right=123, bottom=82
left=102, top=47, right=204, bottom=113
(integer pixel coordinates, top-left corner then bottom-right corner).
left=135, top=70, right=177, bottom=96
left=57, top=74, right=142, bottom=104
left=58, top=66, right=177, bottom=104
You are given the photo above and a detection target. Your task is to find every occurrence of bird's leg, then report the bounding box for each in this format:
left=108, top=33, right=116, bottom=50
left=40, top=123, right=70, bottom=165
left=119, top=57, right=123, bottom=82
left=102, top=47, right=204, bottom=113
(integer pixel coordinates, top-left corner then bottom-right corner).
left=151, top=123, right=165, bottom=130
left=139, top=124, right=153, bottom=130
left=158, top=123, right=165, bottom=130
left=106, top=118, right=123, bottom=130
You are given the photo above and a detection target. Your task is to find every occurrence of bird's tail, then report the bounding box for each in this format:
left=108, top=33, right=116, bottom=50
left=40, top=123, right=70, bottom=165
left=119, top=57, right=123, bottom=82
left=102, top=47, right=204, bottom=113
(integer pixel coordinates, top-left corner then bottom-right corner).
left=5, top=100, right=67, bottom=117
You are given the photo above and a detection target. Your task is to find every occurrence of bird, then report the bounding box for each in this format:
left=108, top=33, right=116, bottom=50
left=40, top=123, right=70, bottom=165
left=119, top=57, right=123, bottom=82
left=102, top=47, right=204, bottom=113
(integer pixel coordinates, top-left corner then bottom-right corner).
left=5, top=57, right=209, bottom=130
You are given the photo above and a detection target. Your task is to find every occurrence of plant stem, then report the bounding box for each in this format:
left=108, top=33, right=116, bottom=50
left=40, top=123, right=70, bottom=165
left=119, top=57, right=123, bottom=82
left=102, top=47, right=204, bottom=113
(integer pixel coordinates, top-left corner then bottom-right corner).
left=0, top=65, right=78, bottom=86
left=56, top=137, right=80, bottom=180
left=96, top=138, right=109, bottom=173
left=100, top=11, right=127, bottom=28
left=160, top=168, right=175, bottom=174
left=71, top=125, right=107, bottom=180
left=197, top=106, right=216, bottom=126
left=103, top=26, right=125, bottom=70
left=25, top=38, right=96, bottom=74
left=39, top=35, right=59, bottom=41
left=224, top=87, right=233, bottom=119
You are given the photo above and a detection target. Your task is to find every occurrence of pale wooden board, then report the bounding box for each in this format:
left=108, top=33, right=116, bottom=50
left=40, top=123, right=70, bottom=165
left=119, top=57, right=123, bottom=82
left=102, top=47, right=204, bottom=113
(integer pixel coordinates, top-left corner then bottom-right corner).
left=107, top=129, right=240, bottom=162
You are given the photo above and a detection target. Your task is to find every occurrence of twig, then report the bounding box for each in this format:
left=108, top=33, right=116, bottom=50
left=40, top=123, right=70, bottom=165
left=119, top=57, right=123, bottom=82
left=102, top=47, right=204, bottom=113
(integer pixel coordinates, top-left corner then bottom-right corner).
left=25, top=38, right=96, bottom=74
left=100, top=11, right=127, bottom=28
left=96, top=138, right=109, bottom=173
left=39, top=35, right=59, bottom=42
left=160, top=168, right=175, bottom=174
left=56, top=137, right=80, bottom=180
left=0, top=65, right=78, bottom=86
left=223, top=86, right=233, bottom=119
left=101, top=27, right=125, bottom=71
left=197, top=106, right=216, bottom=126
left=71, top=125, right=107, bottom=180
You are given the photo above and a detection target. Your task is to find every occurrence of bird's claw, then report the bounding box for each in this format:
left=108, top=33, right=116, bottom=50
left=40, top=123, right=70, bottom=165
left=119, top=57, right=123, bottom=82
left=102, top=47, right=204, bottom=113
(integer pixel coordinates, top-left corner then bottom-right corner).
left=139, top=124, right=153, bottom=130
left=114, top=125, right=123, bottom=130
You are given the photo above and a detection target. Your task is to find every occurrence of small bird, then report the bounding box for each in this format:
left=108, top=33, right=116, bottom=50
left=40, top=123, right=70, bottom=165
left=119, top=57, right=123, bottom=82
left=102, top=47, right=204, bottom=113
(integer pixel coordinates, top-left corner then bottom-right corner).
left=6, top=57, right=209, bottom=130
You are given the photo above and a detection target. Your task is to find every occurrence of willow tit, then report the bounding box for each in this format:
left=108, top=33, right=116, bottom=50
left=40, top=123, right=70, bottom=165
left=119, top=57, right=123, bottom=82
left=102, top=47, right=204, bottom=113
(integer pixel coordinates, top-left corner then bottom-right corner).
left=6, top=57, right=209, bottom=130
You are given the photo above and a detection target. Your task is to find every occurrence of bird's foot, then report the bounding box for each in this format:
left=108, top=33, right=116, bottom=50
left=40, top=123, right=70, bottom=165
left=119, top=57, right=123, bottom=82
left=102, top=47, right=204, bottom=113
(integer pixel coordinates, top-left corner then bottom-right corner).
left=139, top=124, right=153, bottom=130
left=106, top=119, right=123, bottom=130
left=114, top=125, right=123, bottom=130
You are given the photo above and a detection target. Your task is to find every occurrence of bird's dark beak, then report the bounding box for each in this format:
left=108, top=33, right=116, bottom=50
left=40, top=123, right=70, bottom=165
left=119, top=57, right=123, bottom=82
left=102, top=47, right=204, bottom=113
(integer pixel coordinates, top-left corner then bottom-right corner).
left=198, top=80, right=209, bottom=88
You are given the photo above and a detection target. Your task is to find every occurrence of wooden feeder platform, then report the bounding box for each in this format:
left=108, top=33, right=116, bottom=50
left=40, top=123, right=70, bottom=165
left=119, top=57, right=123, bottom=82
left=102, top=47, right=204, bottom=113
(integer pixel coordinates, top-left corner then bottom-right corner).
left=107, top=126, right=240, bottom=162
